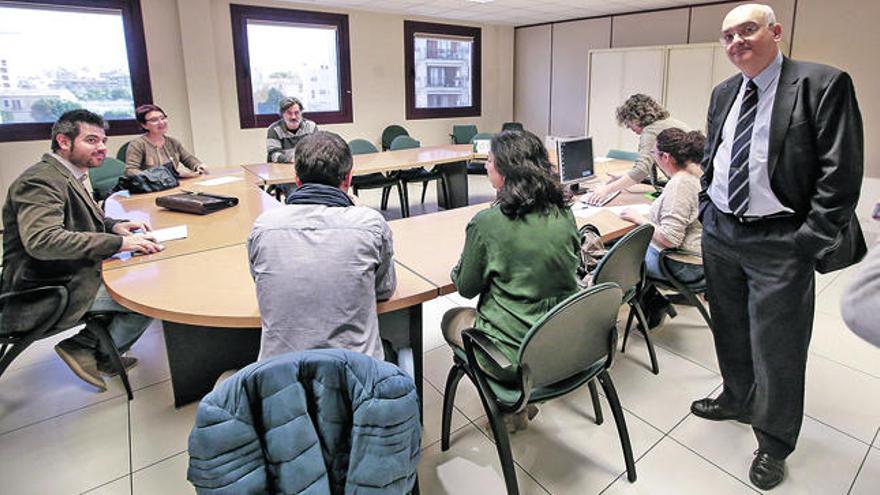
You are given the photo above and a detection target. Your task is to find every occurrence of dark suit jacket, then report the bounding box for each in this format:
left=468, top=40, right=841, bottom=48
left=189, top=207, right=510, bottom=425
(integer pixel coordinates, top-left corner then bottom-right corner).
left=1, top=154, right=124, bottom=330
left=700, top=56, right=865, bottom=271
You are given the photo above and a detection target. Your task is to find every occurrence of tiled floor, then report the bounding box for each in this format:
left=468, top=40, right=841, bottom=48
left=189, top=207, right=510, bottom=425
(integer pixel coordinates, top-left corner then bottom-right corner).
left=0, top=176, right=877, bottom=494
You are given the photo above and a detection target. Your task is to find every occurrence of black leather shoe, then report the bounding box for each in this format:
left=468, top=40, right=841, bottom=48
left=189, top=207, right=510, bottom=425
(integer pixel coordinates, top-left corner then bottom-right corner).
left=750, top=451, right=785, bottom=490
left=690, top=398, right=751, bottom=424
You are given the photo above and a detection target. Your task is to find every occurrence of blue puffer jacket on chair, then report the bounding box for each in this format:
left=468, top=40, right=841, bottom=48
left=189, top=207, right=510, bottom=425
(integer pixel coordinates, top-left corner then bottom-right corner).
left=187, top=349, right=421, bottom=494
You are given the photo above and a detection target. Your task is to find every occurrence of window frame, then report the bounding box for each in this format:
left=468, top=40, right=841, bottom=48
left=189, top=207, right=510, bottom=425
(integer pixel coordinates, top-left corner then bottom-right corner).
left=0, top=0, right=153, bottom=142
left=404, top=20, right=481, bottom=120
left=230, top=4, right=353, bottom=129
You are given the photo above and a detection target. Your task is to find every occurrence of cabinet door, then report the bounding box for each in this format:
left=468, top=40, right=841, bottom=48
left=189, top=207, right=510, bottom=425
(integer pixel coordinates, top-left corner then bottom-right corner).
left=666, top=46, right=715, bottom=133
left=587, top=48, right=665, bottom=156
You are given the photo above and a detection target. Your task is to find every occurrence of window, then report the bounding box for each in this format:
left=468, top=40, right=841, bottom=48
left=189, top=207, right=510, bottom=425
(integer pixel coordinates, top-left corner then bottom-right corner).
left=230, top=4, right=353, bottom=128
left=405, top=21, right=481, bottom=120
left=0, top=0, right=152, bottom=141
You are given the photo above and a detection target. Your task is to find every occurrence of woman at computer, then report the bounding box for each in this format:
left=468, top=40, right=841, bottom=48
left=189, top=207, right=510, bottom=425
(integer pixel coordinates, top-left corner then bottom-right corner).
left=124, top=104, right=208, bottom=177
left=441, top=129, right=581, bottom=430
left=619, top=127, right=705, bottom=327
left=584, top=94, right=687, bottom=205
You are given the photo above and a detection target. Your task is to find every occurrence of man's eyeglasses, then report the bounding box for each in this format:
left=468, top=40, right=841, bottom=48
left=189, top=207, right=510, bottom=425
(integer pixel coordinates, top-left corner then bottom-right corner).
left=719, top=22, right=769, bottom=45
left=145, top=115, right=168, bottom=124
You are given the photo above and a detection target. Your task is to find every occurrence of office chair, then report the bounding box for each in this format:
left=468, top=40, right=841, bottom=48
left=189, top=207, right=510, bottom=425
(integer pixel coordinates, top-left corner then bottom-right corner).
left=652, top=248, right=711, bottom=329
left=389, top=136, right=449, bottom=214
left=116, top=142, right=131, bottom=162
left=501, top=122, right=524, bottom=132
left=89, top=157, right=126, bottom=201
left=592, top=224, right=658, bottom=374
left=0, top=286, right=134, bottom=400
left=381, top=125, right=409, bottom=151
left=467, top=132, right=494, bottom=175
left=348, top=138, right=409, bottom=218
left=440, top=283, right=636, bottom=495
left=450, top=124, right=478, bottom=145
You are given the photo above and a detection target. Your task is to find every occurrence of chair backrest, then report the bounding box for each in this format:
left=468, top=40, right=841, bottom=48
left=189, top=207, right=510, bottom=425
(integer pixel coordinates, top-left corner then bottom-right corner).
left=501, top=122, right=524, bottom=132
left=389, top=135, right=420, bottom=151
left=381, top=125, right=409, bottom=151
left=89, top=157, right=126, bottom=200
left=518, top=283, right=623, bottom=388
left=116, top=141, right=131, bottom=162
left=451, top=124, right=478, bottom=144
left=348, top=138, right=378, bottom=155
left=606, top=149, right=640, bottom=161
left=592, top=224, right=654, bottom=298
left=471, top=132, right=494, bottom=143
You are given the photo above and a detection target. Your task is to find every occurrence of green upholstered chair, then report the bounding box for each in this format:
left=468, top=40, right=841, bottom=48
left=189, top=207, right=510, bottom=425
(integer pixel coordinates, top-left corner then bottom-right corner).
left=348, top=139, right=409, bottom=218
left=89, top=157, right=126, bottom=201
left=592, top=223, right=658, bottom=374
left=116, top=141, right=131, bottom=162
left=605, top=149, right=640, bottom=161
left=440, top=283, right=636, bottom=495
left=450, top=124, right=478, bottom=145
left=501, top=122, right=524, bottom=132
left=389, top=136, right=449, bottom=214
left=653, top=248, right=711, bottom=329
left=381, top=125, right=409, bottom=151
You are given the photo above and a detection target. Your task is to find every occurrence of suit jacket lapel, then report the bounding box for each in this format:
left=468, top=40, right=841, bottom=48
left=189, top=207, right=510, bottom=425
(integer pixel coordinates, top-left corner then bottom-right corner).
left=709, top=75, right=742, bottom=166
left=768, top=57, right=799, bottom=178
left=46, top=155, right=105, bottom=226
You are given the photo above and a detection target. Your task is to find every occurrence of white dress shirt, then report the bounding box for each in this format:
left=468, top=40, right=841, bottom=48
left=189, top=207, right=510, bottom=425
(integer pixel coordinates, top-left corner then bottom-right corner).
left=709, top=52, right=793, bottom=217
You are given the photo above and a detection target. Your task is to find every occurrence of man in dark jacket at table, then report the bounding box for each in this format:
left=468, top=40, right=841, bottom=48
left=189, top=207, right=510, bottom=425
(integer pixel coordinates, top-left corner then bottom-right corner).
left=1, top=109, right=163, bottom=391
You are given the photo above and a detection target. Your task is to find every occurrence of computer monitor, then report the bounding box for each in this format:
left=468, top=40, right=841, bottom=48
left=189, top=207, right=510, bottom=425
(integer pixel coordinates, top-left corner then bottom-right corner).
left=556, top=137, right=594, bottom=191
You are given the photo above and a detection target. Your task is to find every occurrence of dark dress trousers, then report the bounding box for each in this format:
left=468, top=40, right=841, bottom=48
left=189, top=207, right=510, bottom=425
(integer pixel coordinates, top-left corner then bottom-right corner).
left=699, top=57, right=864, bottom=458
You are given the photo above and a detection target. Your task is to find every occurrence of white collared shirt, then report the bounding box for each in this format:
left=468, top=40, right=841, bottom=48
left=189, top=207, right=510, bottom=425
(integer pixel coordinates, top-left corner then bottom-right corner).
left=50, top=152, right=95, bottom=195
left=708, top=52, right=793, bottom=216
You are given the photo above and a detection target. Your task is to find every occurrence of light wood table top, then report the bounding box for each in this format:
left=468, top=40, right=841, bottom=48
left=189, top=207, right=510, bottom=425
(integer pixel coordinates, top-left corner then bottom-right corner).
left=103, top=243, right=439, bottom=328
left=242, top=144, right=474, bottom=185
left=102, top=172, right=280, bottom=270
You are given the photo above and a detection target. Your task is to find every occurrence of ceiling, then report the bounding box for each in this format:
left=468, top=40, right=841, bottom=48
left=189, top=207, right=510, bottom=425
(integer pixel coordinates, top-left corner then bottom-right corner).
left=284, top=0, right=725, bottom=26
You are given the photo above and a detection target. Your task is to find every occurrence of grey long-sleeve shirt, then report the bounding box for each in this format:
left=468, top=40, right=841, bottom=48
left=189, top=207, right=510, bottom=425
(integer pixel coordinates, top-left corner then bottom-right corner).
left=248, top=204, right=396, bottom=360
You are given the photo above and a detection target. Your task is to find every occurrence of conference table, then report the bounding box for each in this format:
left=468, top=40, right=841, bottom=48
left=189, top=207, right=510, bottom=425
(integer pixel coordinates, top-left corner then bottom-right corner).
left=242, top=144, right=475, bottom=208
left=101, top=159, right=645, bottom=408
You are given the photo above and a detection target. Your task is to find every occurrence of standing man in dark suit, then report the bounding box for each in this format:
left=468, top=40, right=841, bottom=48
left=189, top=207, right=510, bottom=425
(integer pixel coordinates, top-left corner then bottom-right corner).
left=691, top=4, right=864, bottom=490
left=2, top=110, right=164, bottom=391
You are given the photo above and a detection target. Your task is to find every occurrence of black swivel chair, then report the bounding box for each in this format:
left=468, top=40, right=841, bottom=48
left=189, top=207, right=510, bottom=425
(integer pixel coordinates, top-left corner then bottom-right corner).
left=652, top=248, right=712, bottom=329
left=440, top=283, right=636, bottom=495
left=0, top=286, right=134, bottom=400
left=348, top=138, right=409, bottom=218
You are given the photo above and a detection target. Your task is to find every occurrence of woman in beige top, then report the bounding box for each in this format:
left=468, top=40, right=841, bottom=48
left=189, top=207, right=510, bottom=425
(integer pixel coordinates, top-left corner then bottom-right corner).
left=585, top=94, right=688, bottom=205
left=124, top=104, right=208, bottom=177
left=619, top=128, right=705, bottom=327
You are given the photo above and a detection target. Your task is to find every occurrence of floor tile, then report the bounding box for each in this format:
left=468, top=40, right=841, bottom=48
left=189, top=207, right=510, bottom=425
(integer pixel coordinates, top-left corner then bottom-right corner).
left=472, top=385, right=664, bottom=495
left=810, top=310, right=880, bottom=378
left=607, top=334, right=721, bottom=432
left=418, top=423, right=550, bottom=495
left=602, top=436, right=758, bottom=495
left=649, top=305, right=719, bottom=373
left=671, top=413, right=866, bottom=494
left=0, top=396, right=129, bottom=495
left=0, top=356, right=130, bottom=434
left=423, top=344, right=486, bottom=420
left=422, top=380, right=470, bottom=448
left=804, top=353, right=880, bottom=444
left=125, top=325, right=172, bottom=392
left=129, top=380, right=198, bottom=471
left=132, top=451, right=194, bottom=495
left=851, top=447, right=880, bottom=495
left=5, top=325, right=83, bottom=373
left=422, top=296, right=457, bottom=353
left=83, top=476, right=131, bottom=495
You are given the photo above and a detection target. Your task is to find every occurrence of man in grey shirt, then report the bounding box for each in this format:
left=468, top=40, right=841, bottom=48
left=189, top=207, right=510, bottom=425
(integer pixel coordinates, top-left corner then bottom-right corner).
left=248, top=131, right=397, bottom=360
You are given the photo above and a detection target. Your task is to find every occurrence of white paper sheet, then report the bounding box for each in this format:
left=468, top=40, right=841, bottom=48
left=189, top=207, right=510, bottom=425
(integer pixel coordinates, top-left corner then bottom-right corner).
left=193, top=176, right=243, bottom=186
left=150, top=225, right=188, bottom=243
left=594, top=156, right=614, bottom=163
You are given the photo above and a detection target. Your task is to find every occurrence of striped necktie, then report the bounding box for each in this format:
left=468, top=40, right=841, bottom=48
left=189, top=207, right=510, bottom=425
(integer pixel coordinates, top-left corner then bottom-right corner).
left=728, top=80, right=759, bottom=218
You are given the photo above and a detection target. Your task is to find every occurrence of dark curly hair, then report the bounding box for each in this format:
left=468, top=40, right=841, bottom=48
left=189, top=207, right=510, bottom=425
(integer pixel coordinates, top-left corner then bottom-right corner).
left=655, top=128, right=706, bottom=168
left=615, top=94, right=669, bottom=128
left=491, top=130, right=570, bottom=220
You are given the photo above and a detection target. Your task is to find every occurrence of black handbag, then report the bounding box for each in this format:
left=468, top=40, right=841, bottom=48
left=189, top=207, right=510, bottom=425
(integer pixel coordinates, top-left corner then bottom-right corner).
left=116, top=165, right=179, bottom=194
left=155, top=191, right=239, bottom=215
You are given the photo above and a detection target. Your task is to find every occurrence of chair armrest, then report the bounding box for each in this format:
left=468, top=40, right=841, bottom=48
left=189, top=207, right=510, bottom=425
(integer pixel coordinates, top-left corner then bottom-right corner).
left=461, top=328, right=532, bottom=412
left=0, top=286, right=67, bottom=306
left=461, top=328, right=513, bottom=370
left=659, top=247, right=702, bottom=265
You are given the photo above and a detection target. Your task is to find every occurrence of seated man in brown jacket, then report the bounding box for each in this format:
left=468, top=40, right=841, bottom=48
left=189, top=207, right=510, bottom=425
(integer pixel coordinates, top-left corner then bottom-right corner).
left=1, top=109, right=164, bottom=391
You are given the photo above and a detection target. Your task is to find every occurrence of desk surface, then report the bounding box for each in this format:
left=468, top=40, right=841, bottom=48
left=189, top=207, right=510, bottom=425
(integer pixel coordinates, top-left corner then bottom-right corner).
left=102, top=172, right=280, bottom=270
left=242, top=144, right=474, bottom=185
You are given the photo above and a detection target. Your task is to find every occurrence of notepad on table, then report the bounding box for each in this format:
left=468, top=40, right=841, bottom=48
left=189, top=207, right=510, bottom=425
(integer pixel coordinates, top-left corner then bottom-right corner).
left=151, top=225, right=188, bottom=243
left=194, top=176, right=243, bottom=186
